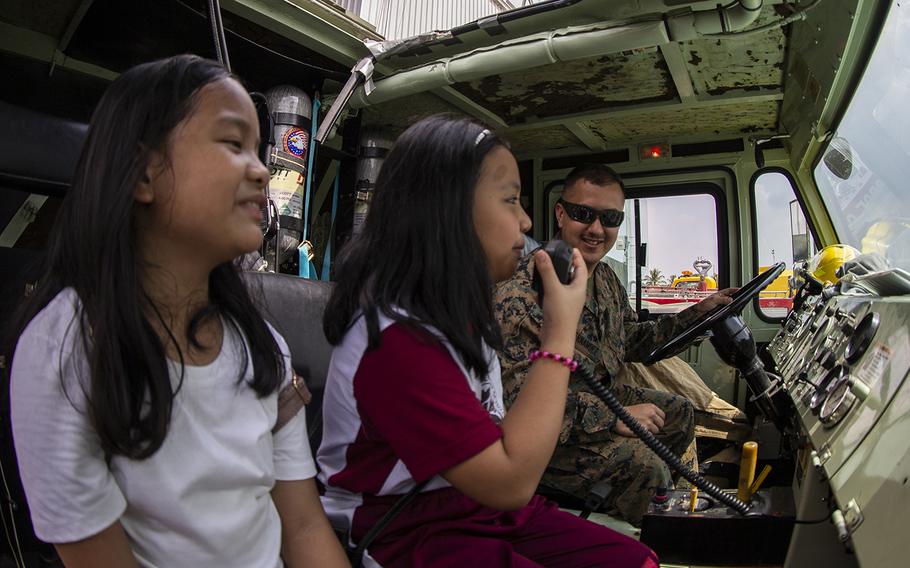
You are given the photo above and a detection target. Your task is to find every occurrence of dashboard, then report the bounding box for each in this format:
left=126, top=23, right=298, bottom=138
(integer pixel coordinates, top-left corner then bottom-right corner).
left=768, top=292, right=910, bottom=567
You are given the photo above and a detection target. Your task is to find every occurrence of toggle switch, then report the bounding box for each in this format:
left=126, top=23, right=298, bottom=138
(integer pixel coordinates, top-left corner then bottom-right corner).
left=849, top=377, right=871, bottom=402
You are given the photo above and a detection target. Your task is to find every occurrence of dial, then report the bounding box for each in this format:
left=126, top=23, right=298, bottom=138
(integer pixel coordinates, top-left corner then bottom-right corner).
left=820, top=375, right=858, bottom=428
left=845, top=312, right=880, bottom=364
left=810, top=365, right=844, bottom=414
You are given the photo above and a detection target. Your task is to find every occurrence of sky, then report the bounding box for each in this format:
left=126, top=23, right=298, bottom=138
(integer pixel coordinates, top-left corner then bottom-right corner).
left=605, top=181, right=799, bottom=286
left=640, top=193, right=720, bottom=279
left=754, top=172, right=801, bottom=268
left=812, top=1, right=910, bottom=270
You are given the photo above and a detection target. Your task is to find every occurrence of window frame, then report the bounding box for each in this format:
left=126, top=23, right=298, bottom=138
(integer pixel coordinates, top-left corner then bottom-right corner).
left=749, top=166, right=820, bottom=322
left=543, top=177, right=730, bottom=311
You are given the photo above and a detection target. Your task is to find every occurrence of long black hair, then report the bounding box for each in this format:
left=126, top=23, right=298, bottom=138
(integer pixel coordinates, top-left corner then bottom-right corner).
left=8, top=55, right=284, bottom=460
left=324, top=115, right=507, bottom=378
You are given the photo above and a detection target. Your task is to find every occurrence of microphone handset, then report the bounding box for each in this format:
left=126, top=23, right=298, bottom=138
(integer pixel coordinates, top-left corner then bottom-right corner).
left=531, top=240, right=575, bottom=308
left=531, top=240, right=752, bottom=516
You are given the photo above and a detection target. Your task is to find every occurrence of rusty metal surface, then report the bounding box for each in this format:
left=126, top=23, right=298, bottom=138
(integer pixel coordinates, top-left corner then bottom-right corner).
left=505, top=124, right=588, bottom=154
left=682, top=6, right=787, bottom=97
left=431, top=6, right=789, bottom=153
left=355, top=3, right=797, bottom=155
left=584, top=100, right=778, bottom=142
left=451, top=48, right=676, bottom=122
left=361, top=91, right=466, bottom=137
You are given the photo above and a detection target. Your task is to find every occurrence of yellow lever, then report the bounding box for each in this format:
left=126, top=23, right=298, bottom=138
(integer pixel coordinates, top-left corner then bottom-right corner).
left=737, top=441, right=758, bottom=502
left=749, top=464, right=772, bottom=495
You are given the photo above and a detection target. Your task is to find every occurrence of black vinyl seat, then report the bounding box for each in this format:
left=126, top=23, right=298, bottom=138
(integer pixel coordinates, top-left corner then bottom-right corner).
left=241, top=271, right=334, bottom=452
left=0, top=101, right=88, bottom=568
left=0, top=100, right=87, bottom=195
left=238, top=271, right=617, bottom=517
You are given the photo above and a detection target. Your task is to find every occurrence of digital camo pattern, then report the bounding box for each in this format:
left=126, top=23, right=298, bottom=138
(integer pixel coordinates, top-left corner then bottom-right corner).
left=494, top=255, right=698, bottom=525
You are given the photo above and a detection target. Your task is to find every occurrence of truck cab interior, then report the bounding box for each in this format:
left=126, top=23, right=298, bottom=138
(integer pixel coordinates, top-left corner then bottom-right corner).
left=2, top=1, right=909, bottom=566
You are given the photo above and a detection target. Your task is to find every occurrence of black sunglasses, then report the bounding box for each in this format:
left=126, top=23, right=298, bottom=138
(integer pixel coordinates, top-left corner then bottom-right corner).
left=558, top=199, right=625, bottom=228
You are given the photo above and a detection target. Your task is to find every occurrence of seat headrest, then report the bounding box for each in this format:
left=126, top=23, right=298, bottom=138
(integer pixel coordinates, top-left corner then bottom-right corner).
left=0, top=100, right=87, bottom=191
left=241, top=272, right=334, bottom=390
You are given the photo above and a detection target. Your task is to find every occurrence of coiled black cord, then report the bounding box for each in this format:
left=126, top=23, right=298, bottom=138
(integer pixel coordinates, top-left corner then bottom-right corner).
left=575, top=363, right=752, bottom=516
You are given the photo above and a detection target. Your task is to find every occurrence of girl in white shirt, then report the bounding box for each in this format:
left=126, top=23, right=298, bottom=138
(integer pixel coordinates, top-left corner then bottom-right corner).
left=8, top=54, right=348, bottom=568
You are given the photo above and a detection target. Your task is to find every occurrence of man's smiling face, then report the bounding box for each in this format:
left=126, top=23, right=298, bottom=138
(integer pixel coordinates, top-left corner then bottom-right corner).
left=554, top=179, right=625, bottom=271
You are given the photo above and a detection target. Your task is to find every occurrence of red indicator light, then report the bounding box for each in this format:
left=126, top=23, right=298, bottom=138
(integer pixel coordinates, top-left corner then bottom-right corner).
left=640, top=143, right=669, bottom=160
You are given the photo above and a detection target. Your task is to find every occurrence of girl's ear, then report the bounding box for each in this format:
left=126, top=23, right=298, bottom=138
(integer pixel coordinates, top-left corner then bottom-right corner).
left=134, top=174, right=154, bottom=204
left=134, top=151, right=164, bottom=204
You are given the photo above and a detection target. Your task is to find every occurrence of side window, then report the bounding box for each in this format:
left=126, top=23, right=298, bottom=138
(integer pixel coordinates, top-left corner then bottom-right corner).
left=753, top=171, right=815, bottom=319
left=627, top=193, right=721, bottom=315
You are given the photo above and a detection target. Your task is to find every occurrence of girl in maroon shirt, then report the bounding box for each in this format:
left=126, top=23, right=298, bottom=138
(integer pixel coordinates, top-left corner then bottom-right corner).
left=319, top=115, right=659, bottom=567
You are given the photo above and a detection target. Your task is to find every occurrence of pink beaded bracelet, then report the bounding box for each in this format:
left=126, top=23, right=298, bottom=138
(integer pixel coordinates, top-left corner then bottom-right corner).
left=529, top=349, right=579, bottom=372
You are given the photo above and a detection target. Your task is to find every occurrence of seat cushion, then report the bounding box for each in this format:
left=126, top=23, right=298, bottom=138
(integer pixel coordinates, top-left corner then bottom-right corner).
left=241, top=272, right=334, bottom=390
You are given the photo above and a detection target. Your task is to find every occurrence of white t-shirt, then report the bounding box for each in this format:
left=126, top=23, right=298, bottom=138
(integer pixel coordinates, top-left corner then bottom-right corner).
left=10, top=288, right=316, bottom=568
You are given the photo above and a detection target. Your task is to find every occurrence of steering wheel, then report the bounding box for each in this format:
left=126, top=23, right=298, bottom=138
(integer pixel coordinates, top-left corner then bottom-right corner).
left=645, top=262, right=786, bottom=364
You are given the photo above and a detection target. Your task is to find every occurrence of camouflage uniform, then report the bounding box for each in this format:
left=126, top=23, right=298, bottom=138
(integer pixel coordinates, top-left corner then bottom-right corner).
left=494, top=255, right=698, bottom=526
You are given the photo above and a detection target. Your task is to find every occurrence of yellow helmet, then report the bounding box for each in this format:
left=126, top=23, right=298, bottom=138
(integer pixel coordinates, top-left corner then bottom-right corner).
left=806, top=244, right=860, bottom=285
left=861, top=219, right=910, bottom=257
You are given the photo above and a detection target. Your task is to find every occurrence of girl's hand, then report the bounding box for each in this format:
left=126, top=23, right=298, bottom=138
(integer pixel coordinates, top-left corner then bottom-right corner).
left=444, top=248, right=588, bottom=510
left=534, top=248, right=587, bottom=353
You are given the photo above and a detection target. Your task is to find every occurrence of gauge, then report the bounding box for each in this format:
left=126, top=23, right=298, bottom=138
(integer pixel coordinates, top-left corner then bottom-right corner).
left=810, top=365, right=844, bottom=414
left=845, top=312, right=880, bottom=364
left=820, top=375, right=858, bottom=428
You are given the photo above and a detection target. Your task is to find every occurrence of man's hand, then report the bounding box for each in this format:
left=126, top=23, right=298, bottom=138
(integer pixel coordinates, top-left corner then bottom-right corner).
left=690, top=287, right=738, bottom=315
left=613, top=403, right=665, bottom=437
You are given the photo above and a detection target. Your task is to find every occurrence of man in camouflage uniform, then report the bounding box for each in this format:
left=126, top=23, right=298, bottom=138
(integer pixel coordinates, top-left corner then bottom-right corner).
left=494, top=164, right=736, bottom=525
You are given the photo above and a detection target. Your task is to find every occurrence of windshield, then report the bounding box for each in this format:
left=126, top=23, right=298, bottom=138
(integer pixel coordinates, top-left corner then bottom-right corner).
left=813, top=0, right=910, bottom=271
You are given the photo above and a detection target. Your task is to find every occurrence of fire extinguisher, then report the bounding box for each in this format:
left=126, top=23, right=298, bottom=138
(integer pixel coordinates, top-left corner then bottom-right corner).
left=353, top=128, right=392, bottom=236
left=264, top=85, right=312, bottom=272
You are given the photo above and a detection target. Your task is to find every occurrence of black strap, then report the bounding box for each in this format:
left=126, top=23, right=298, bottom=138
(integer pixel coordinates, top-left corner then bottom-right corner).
left=358, top=146, right=389, bottom=159
left=355, top=179, right=375, bottom=191
left=348, top=480, right=430, bottom=567
left=273, top=112, right=311, bottom=129
left=278, top=214, right=303, bottom=233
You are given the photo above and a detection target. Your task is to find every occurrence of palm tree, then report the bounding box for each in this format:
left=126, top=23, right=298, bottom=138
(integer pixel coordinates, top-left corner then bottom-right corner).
left=644, top=268, right=667, bottom=286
